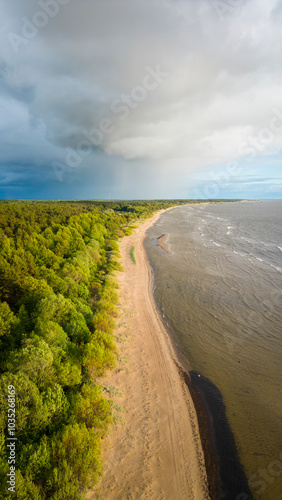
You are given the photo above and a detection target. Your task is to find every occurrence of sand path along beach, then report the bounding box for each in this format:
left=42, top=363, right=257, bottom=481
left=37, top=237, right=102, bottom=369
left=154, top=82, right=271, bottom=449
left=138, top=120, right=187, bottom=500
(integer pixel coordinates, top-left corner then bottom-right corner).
left=86, top=210, right=210, bottom=500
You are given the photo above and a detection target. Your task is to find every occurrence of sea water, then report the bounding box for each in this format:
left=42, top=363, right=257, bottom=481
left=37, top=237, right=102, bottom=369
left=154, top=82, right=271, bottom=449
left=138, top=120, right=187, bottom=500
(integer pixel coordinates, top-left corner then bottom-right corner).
left=144, top=201, right=282, bottom=500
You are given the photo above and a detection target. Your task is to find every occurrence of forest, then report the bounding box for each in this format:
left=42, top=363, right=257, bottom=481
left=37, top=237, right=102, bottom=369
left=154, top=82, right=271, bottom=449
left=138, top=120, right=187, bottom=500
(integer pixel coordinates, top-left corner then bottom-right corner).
left=0, top=199, right=193, bottom=499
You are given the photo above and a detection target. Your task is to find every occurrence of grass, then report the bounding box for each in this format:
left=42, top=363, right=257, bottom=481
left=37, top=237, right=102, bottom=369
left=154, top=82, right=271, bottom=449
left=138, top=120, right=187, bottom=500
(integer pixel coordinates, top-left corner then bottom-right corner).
left=130, top=245, right=136, bottom=264
left=101, top=383, right=124, bottom=397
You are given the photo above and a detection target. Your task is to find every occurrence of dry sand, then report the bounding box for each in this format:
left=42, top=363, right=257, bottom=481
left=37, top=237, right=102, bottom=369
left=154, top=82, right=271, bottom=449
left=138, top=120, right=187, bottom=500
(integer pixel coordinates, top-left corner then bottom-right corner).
left=86, top=210, right=211, bottom=500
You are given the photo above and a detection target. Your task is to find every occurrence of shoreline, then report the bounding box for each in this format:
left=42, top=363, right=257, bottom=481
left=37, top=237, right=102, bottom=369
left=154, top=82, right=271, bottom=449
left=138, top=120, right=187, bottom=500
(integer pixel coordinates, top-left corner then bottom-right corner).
left=86, top=208, right=210, bottom=500
left=144, top=207, right=253, bottom=500
left=146, top=223, right=220, bottom=500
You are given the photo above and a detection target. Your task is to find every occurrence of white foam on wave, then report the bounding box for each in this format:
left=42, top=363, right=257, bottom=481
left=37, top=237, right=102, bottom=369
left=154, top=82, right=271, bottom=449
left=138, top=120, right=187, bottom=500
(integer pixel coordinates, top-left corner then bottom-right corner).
left=260, top=241, right=275, bottom=248
left=249, top=256, right=281, bottom=274
left=278, top=246, right=282, bottom=252
left=241, top=236, right=256, bottom=245
left=233, top=250, right=246, bottom=257
left=213, top=241, right=221, bottom=247
left=270, top=264, right=282, bottom=273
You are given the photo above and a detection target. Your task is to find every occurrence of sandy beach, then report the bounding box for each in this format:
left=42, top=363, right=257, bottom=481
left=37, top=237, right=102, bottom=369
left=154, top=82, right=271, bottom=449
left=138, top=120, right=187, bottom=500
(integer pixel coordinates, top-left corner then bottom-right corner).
left=86, top=210, right=210, bottom=500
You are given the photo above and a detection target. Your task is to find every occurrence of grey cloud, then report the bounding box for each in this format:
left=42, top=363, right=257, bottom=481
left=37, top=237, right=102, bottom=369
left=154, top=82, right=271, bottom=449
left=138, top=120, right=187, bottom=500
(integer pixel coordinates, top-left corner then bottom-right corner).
left=0, top=0, right=282, bottom=187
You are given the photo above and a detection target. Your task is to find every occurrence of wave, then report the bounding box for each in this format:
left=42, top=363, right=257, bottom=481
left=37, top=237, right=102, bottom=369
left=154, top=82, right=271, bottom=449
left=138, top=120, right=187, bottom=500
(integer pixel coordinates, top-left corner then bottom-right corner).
left=227, top=226, right=235, bottom=235
left=270, top=264, right=282, bottom=273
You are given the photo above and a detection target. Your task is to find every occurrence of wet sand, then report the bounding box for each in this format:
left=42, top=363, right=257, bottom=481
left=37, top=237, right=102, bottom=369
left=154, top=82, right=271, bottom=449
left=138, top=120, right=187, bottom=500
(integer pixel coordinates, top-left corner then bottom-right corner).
left=86, top=210, right=210, bottom=500
left=157, top=233, right=174, bottom=255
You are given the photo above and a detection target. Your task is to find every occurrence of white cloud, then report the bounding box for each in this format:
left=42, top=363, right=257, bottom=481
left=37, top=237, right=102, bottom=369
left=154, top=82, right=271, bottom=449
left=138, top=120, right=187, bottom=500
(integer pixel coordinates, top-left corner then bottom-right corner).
left=0, top=0, right=282, bottom=184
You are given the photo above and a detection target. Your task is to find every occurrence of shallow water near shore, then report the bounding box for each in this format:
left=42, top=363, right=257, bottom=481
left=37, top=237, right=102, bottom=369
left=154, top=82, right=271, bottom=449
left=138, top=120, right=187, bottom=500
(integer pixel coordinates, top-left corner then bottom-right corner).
left=144, top=201, right=282, bottom=500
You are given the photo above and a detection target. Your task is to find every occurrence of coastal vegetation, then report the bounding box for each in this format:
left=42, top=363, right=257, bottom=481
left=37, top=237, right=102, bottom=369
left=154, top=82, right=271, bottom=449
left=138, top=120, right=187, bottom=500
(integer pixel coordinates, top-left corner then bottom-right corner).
left=0, top=199, right=192, bottom=499
left=130, top=246, right=136, bottom=264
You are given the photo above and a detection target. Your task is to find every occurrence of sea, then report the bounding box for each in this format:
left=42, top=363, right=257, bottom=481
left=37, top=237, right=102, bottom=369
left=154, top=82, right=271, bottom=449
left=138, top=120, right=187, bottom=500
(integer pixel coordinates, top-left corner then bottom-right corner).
left=144, top=201, right=282, bottom=500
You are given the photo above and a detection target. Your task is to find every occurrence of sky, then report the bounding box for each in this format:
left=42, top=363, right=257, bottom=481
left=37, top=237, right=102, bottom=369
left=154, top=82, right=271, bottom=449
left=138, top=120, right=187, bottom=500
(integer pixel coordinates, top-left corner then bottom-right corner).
left=0, top=0, right=282, bottom=200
